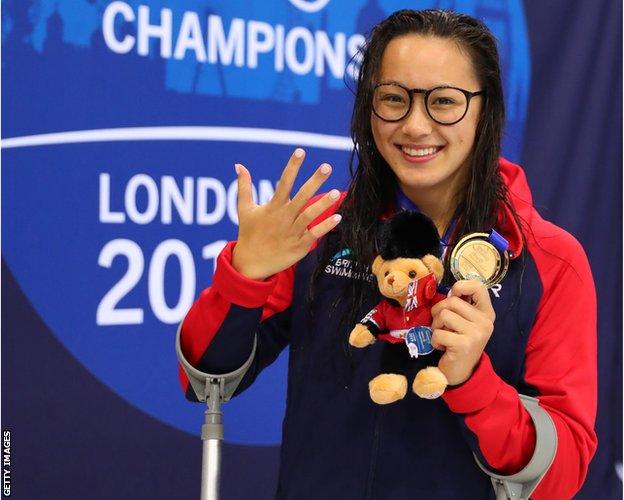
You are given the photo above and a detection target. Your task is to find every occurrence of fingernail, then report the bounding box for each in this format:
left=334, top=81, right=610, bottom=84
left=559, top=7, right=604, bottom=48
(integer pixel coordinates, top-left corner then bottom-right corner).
left=294, top=148, right=304, bottom=158
left=234, top=163, right=241, bottom=175
left=329, top=189, right=340, bottom=200
left=333, top=214, right=342, bottom=223
left=320, top=163, right=331, bottom=175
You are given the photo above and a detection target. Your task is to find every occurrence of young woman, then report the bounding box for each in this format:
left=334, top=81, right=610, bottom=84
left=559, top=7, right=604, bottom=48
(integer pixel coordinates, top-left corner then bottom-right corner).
left=179, top=9, right=597, bottom=499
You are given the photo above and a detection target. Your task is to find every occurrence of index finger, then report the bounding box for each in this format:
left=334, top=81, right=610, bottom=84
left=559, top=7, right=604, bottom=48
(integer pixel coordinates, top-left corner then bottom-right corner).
left=448, top=280, right=494, bottom=317
left=273, top=148, right=305, bottom=205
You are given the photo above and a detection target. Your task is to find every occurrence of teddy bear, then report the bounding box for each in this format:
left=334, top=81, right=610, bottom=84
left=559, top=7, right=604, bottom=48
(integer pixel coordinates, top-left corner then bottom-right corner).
left=349, top=211, right=449, bottom=404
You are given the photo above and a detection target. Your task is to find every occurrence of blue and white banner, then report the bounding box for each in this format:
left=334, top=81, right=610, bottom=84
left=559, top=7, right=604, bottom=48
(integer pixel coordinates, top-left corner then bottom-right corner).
left=2, top=0, right=620, bottom=499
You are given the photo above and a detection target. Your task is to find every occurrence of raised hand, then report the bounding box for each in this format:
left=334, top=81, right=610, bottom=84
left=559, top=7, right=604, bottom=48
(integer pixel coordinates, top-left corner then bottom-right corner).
left=231, top=148, right=342, bottom=280
left=430, top=280, right=496, bottom=386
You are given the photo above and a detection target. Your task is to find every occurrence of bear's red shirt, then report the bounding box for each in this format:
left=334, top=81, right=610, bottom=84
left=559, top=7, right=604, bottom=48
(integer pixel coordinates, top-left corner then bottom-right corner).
left=361, top=292, right=446, bottom=344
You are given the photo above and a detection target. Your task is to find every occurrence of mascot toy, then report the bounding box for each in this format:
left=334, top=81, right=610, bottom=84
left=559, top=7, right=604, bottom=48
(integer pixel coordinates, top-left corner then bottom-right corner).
left=349, top=211, right=449, bottom=404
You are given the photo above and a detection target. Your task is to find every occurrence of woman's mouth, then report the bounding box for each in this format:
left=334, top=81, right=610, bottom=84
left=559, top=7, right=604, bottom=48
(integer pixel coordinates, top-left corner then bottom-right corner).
left=398, top=145, right=444, bottom=163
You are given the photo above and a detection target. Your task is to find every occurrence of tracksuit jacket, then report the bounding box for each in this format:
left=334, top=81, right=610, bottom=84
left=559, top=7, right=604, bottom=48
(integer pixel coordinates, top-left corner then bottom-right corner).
left=179, top=158, right=597, bottom=499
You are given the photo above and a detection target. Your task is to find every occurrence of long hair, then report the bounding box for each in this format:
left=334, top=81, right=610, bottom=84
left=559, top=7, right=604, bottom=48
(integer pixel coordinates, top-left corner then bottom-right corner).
left=310, top=9, right=517, bottom=327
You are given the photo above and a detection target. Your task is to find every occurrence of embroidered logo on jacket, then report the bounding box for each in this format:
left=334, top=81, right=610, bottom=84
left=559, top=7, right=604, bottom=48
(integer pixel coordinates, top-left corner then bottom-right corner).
left=325, top=248, right=373, bottom=281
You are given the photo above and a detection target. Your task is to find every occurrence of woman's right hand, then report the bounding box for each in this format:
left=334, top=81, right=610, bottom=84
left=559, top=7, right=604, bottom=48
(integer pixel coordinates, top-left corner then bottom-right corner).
left=231, top=148, right=343, bottom=280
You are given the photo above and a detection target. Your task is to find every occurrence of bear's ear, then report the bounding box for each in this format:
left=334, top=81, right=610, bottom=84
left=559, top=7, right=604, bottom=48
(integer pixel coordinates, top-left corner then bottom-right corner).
left=421, top=254, right=444, bottom=283
left=372, top=255, right=384, bottom=276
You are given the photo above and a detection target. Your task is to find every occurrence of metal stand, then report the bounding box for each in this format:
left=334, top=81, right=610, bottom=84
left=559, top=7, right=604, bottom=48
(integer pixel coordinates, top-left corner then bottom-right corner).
left=176, top=324, right=256, bottom=500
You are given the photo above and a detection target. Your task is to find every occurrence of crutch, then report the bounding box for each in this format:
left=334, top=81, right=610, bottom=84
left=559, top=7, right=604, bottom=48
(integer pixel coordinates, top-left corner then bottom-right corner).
left=176, top=324, right=256, bottom=500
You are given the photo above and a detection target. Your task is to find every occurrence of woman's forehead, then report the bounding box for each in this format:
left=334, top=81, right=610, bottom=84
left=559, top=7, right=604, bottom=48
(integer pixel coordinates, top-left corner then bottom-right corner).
left=377, top=34, right=479, bottom=89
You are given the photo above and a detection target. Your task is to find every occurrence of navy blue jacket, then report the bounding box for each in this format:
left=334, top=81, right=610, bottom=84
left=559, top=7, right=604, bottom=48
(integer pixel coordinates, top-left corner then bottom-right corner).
left=180, top=159, right=597, bottom=499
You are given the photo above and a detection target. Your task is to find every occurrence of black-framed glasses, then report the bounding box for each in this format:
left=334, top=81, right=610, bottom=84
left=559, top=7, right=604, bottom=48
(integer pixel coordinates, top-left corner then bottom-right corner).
left=372, top=83, right=484, bottom=125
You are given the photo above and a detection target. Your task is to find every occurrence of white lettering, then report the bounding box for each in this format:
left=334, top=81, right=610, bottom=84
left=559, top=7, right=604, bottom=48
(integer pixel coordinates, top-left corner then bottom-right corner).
left=137, top=5, right=172, bottom=58
left=173, top=11, right=207, bottom=61
left=102, top=1, right=135, bottom=54
left=99, top=173, right=126, bottom=223
left=97, top=239, right=144, bottom=325
left=314, top=31, right=345, bottom=78
left=148, top=240, right=196, bottom=324
left=161, top=176, right=194, bottom=224
left=274, top=24, right=285, bottom=72
left=196, top=177, right=226, bottom=225
left=101, top=174, right=274, bottom=226
left=125, top=174, right=159, bottom=224
left=102, top=8, right=365, bottom=80
left=285, top=27, right=314, bottom=75
left=207, top=16, right=245, bottom=66
left=247, top=20, right=275, bottom=69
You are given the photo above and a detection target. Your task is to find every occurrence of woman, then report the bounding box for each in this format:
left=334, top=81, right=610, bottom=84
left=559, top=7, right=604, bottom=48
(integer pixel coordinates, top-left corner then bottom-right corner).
left=179, top=9, right=597, bottom=499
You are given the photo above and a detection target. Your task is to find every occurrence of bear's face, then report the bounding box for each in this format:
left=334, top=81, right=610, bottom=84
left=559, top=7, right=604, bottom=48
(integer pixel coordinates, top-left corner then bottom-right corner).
left=372, top=255, right=444, bottom=304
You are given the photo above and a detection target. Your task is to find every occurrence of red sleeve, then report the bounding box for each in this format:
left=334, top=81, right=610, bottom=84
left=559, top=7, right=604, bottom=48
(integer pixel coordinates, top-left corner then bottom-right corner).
left=178, top=241, right=294, bottom=396
left=442, top=228, right=597, bottom=498
left=178, top=192, right=345, bottom=398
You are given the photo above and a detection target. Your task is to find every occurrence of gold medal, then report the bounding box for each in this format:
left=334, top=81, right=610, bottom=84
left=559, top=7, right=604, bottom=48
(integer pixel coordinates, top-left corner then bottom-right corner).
left=450, top=232, right=509, bottom=287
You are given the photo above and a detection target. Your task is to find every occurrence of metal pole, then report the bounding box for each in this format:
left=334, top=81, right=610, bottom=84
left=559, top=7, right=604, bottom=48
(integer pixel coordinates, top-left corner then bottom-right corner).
left=201, top=379, right=223, bottom=500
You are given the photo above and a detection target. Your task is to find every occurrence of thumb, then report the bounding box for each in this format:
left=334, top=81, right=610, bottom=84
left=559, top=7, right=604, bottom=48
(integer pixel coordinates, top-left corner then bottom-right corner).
left=235, top=163, right=254, bottom=212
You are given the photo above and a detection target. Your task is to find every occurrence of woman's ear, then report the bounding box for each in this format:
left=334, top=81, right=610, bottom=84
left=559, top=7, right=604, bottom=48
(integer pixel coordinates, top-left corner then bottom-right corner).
left=372, top=255, right=384, bottom=276
left=421, top=255, right=444, bottom=283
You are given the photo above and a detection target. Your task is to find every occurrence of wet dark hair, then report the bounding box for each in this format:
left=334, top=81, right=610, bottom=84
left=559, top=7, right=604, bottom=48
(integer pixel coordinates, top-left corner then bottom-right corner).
left=310, top=9, right=521, bottom=327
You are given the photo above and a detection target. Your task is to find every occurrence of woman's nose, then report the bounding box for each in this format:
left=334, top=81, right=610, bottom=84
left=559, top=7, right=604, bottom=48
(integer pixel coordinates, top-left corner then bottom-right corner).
left=401, top=97, right=433, bottom=136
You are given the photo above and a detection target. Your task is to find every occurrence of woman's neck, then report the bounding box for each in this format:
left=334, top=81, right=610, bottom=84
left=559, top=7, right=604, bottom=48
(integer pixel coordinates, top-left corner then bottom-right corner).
left=399, top=185, right=459, bottom=237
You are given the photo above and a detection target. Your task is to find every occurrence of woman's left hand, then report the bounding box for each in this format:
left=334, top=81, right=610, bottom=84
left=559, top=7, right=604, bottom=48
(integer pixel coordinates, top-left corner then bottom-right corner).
left=430, top=280, right=496, bottom=386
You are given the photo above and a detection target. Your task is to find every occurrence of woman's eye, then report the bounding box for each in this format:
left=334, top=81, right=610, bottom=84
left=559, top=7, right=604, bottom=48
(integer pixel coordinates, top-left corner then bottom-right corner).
left=381, top=94, right=405, bottom=104
left=433, top=97, right=455, bottom=105
left=408, top=271, right=417, bottom=278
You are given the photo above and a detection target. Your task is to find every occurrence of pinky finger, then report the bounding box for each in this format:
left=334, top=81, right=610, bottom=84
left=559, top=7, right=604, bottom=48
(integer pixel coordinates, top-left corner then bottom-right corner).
left=301, top=213, right=342, bottom=245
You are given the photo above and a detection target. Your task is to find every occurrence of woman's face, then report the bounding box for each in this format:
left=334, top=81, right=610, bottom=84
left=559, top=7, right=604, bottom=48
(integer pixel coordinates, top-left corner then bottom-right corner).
left=371, top=35, right=482, bottom=202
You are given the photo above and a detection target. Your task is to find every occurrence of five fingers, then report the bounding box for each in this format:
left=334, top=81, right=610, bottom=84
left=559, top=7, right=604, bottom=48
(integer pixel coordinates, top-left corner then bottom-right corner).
left=236, top=148, right=342, bottom=242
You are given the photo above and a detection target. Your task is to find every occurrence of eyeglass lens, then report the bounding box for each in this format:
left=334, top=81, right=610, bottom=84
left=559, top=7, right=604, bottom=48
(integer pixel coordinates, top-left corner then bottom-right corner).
left=373, top=84, right=469, bottom=124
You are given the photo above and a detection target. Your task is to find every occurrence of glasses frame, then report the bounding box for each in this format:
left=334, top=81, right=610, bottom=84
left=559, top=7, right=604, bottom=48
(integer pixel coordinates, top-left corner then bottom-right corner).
left=372, top=83, right=485, bottom=125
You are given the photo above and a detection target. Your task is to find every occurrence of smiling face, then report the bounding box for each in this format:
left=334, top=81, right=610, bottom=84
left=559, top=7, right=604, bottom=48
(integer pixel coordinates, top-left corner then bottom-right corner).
left=371, top=34, right=482, bottom=208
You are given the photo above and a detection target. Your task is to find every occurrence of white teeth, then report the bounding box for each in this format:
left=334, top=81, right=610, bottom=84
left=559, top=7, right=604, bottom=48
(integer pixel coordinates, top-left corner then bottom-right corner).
left=401, top=146, right=440, bottom=157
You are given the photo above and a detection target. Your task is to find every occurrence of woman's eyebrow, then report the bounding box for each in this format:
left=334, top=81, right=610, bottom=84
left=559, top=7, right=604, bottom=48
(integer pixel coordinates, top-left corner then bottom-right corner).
left=376, top=79, right=458, bottom=89
left=376, top=79, right=412, bottom=87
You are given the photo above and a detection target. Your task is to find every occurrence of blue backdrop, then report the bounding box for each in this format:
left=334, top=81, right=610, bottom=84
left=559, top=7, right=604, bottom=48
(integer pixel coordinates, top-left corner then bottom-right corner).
left=2, top=0, right=621, bottom=498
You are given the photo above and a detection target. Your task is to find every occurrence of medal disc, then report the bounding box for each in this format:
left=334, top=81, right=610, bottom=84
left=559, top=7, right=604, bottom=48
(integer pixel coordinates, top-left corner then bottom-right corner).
left=450, top=232, right=509, bottom=287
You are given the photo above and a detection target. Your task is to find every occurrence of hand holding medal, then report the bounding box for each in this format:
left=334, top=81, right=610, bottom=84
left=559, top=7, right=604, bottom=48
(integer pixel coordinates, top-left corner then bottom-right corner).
left=430, top=280, right=496, bottom=386
left=429, top=230, right=508, bottom=386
